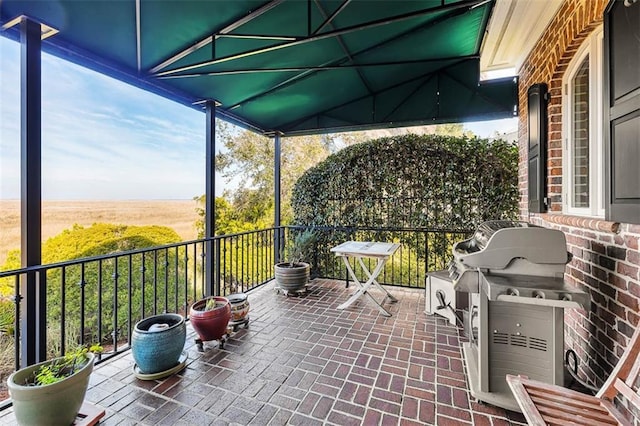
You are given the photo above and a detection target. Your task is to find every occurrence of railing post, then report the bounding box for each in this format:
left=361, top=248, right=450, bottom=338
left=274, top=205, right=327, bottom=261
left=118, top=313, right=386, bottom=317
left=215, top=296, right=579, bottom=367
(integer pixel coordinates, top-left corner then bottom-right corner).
left=214, top=238, right=221, bottom=296
left=12, top=275, right=21, bottom=371
left=275, top=227, right=285, bottom=264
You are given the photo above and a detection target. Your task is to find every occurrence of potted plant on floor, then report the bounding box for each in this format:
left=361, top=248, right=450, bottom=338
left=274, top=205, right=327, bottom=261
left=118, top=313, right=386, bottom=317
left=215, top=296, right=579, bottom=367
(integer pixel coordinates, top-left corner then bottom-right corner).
left=189, top=296, right=231, bottom=350
left=7, top=344, right=102, bottom=426
left=131, top=313, right=187, bottom=379
left=275, top=229, right=317, bottom=294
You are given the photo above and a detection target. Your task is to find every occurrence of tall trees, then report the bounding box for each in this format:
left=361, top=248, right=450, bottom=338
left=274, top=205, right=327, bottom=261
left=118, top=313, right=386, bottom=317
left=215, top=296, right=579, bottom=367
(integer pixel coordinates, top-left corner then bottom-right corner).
left=209, top=122, right=481, bottom=233
left=213, top=125, right=366, bottom=229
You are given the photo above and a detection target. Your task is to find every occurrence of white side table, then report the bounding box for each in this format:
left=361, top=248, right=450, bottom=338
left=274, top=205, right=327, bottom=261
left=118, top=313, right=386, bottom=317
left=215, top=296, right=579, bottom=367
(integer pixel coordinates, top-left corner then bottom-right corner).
left=331, top=241, right=400, bottom=317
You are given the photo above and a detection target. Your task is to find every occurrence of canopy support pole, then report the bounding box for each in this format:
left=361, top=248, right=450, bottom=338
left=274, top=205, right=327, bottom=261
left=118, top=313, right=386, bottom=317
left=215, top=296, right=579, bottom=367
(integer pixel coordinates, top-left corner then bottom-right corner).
left=205, top=101, right=217, bottom=297
left=274, top=132, right=283, bottom=262
left=19, top=17, right=45, bottom=367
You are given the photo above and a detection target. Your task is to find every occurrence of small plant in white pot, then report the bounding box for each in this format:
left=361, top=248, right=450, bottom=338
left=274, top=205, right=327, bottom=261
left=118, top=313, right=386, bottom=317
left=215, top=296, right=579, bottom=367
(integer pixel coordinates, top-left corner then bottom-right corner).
left=7, top=344, right=102, bottom=426
left=275, top=229, right=317, bottom=294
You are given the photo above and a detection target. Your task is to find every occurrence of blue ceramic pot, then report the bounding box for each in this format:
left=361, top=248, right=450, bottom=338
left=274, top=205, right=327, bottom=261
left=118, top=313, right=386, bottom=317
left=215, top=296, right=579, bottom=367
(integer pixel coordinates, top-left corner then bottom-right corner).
left=132, top=313, right=186, bottom=374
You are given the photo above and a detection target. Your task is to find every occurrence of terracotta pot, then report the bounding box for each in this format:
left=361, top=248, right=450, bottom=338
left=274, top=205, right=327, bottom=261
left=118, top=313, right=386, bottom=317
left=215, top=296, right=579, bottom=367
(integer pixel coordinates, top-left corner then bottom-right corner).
left=189, top=296, right=231, bottom=341
left=227, top=293, right=250, bottom=322
left=131, top=313, right=186, bottom=374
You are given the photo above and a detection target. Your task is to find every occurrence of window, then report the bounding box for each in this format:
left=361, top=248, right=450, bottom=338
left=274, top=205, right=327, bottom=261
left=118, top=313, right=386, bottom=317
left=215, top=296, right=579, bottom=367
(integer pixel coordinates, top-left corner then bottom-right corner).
left=563, top=28, right=604, bottom=217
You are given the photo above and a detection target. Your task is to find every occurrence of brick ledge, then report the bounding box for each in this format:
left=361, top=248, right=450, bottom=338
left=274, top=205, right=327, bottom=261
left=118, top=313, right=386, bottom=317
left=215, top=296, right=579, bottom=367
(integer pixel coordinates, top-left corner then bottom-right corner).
left=535, top=213, right=620, bottom=234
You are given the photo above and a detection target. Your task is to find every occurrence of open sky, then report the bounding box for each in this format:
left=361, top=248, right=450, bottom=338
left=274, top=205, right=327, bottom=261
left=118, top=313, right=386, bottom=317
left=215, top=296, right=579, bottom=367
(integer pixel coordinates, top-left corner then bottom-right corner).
left=0, top=36, right=517, bottom=201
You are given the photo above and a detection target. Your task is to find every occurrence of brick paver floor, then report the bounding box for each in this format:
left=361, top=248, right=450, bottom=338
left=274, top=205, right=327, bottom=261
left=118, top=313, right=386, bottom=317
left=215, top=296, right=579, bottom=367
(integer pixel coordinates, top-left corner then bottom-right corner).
left=1, top=279, right=527, bottom=425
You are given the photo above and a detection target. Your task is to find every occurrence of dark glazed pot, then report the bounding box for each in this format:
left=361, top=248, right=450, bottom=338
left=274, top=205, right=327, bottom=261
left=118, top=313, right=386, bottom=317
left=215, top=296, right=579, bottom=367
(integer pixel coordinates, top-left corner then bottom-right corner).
left=132, top=313, right=186, bottom=374
left=274, top=262, right=310, bottom=292
left=189, top=296, right=231, bottom=341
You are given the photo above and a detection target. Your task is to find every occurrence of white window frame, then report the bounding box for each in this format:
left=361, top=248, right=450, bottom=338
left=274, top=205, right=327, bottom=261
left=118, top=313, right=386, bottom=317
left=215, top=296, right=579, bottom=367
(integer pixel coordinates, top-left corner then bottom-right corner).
left=562, top=28, right=604, bottom=218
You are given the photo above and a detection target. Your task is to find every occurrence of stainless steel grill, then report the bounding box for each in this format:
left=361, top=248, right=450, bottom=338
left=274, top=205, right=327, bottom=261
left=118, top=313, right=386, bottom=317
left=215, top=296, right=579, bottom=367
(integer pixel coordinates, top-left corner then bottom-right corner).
left=444, top=221, right=590, bottom=412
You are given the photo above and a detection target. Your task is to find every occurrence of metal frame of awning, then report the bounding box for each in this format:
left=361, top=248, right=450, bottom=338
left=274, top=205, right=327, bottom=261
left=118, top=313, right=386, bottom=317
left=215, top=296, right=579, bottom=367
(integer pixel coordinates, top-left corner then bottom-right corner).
left=1, top=0, right=516, bottom=136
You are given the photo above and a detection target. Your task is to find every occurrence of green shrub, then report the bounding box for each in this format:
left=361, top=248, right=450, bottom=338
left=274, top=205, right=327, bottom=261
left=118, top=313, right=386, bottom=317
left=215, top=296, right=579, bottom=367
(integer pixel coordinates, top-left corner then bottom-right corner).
left=291, top=134, right=518, bottom=282
left=291, top=134, right=519, bottom=229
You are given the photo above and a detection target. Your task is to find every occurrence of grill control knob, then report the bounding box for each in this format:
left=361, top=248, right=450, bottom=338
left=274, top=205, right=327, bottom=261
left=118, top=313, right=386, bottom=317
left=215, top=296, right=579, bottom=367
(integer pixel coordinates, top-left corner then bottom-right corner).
left=506, top=288, right=519, bottom=297
left=561, top=294, right=572, bottom=302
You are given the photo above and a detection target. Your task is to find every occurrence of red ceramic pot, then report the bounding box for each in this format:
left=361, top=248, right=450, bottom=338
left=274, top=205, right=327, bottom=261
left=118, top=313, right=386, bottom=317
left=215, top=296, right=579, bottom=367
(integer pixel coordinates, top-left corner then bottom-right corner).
left=189, top=296, right=231, bottom=342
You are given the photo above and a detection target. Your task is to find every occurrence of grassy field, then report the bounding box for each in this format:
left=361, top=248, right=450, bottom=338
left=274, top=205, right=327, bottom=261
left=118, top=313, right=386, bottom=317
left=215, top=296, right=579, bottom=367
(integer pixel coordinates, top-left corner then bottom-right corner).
left=0, top=199, right=200, bottom=266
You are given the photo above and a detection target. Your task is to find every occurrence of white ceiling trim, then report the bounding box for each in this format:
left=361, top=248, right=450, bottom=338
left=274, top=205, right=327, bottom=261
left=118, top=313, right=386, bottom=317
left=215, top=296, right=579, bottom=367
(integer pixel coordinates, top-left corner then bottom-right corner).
left=481, top=0, right=563, bottom=75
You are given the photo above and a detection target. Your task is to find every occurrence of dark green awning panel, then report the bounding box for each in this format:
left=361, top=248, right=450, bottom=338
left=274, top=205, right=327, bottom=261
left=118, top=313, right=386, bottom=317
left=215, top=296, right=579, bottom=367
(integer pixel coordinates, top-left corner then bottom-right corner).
left=1, top=0, right=518, bottom=135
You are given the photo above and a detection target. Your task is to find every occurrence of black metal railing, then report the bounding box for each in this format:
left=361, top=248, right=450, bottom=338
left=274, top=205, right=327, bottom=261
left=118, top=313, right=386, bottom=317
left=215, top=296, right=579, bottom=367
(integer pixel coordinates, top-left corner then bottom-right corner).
left=0, top=229, right=277, bottom=373
left=0, top=225, right=470, bottom=398
left=283, top=226, right=471, bottom=287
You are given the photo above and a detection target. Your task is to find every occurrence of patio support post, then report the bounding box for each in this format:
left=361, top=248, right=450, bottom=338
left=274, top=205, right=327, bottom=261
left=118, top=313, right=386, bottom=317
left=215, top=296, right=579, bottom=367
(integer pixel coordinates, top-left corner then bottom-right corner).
left=19, top=17, right=46, bottom=367
left=205, top=100, right=217, bottom=296
left=274, top=132, right=283, bottom=262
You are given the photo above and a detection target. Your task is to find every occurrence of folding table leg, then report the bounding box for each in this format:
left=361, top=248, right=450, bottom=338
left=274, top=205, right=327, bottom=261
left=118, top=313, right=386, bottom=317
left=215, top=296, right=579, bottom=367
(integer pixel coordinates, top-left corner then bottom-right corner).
left=337, top=256, right=394, bottom=317
left=357, top=257, right=398, bottom=303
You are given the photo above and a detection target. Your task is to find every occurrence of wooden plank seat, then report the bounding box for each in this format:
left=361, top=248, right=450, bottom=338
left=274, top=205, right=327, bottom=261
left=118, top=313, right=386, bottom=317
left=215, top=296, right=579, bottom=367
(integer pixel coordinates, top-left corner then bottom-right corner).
left=507, top=324, right=640, bottom=426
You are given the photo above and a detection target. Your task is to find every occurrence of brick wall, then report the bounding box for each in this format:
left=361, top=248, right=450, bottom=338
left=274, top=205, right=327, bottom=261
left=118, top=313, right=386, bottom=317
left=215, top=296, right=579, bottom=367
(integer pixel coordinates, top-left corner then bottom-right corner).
left=517, top=0, right=640, bottom=389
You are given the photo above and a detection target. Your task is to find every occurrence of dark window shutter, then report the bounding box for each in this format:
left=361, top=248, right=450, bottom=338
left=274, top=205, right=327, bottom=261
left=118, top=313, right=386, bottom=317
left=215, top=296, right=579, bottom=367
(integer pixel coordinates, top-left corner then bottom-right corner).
left=528, top=83, right=548, bottom=213
left=605, top=0, right=640, bottom=224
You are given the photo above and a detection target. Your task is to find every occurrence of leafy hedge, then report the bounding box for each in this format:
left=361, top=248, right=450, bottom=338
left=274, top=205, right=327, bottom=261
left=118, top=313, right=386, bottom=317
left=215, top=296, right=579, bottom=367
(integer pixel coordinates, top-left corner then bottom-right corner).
left=291, top=134, right=519, bottom=230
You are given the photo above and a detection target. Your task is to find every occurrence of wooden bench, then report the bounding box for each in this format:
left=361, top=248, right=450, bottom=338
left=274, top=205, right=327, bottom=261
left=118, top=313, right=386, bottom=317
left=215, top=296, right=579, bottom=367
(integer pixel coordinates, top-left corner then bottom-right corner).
left=507, top=324, right=640, bottom=425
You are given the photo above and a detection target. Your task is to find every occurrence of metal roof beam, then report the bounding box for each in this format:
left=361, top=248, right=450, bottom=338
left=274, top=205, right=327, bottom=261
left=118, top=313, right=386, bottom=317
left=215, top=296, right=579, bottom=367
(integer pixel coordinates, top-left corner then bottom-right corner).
left=216, top=33, right=297, bottom=41
left=312, top=0, right=373, bottom=96
left=223, top=3, right=480, bottom=111
left=154, top=0, right=488, bottom=77
left=441, top=69, right=513, bottom=110
left=312, top=0, right=351, bottom=35
left=158, top=55, right=478, bottom=78
left=149, top=0, right=285, bottom=74
left=381, top=74, right=438, bottom=122
left=277, top=58, right=474, bottom=131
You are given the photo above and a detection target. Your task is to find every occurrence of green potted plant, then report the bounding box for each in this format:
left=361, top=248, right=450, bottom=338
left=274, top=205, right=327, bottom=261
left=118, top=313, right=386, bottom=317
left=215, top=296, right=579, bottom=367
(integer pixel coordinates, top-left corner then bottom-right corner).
left=7, top=344, right=103, bottom=426
left=275, top=229, right=317, bottom=294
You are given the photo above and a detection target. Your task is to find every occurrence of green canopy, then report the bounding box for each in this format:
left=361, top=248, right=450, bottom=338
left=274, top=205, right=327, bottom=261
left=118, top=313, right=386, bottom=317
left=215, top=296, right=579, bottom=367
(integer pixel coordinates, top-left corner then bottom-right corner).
left=1, top=0, right=517, bottom=135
